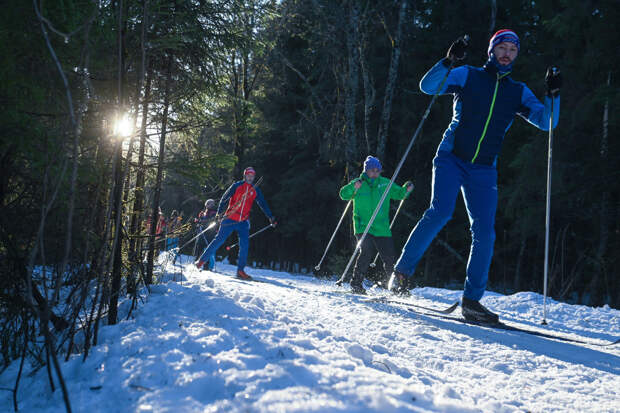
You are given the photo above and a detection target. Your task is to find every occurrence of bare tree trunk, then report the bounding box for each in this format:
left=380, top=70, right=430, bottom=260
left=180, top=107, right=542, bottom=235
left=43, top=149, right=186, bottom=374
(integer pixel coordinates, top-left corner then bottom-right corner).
left=359, top=38, right=375, bottom=154
left=590, top=71, right=611, bottom=304
left=146, top=53, right=174, bottom=284
left=109, top=0, right=128, bottom=325
left=13, top=320, right=28, bottom=411
left=597, top=72, right=610, bottom=262
left=128, top=68, right=152, bottom=298
left=42, top=320, right=72, bottom=413
left=547, top=226, right=565, bottom=296
left=376, top=0, right=407, bottom=160
left=81, top=132, right=120, bottom=356
left=231, top=50, right=243, bottom=176
left=230, top=14, right=266, bottom=177
left=488, top=0, right=497, bottom=36
left=108, top=140, right=124, bottom=325
left=344, top=0, right=360, bottom=165
left=127, top=0, right=151, bottom=273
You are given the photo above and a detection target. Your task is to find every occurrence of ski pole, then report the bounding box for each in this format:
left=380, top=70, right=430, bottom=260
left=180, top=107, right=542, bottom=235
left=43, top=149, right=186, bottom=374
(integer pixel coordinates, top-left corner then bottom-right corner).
left=191, top=225, right=211, bottom=257
left=369, top=197, right=407, bottom=268
left=226, top=223, right=275, bottom=250
left=314, top=188, right=359, bottom=272
left=176, top=220, right=218, bottom=254
left=191, top=226, right=200, bottom=257
left=542, top=68, right=558, bottom=326
left=338, top=43, right=463, bottom=283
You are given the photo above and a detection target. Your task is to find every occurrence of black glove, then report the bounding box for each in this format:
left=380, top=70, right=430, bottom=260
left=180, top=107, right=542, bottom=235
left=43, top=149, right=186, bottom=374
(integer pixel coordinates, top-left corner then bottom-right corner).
left=270, top=217, right=277, bottom=227
left=446, top=35, right=470, bottom=62
left=545, top=66, right=562, bottom=97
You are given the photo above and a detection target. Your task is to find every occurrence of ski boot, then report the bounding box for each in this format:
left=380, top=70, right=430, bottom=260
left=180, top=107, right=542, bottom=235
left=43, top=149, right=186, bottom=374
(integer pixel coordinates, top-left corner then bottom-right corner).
left=388, top=271, right=410, bottom=296
left=461, top=297, right=499, bottom=324
left=236, top=269, right=253, bottom=280
left=195, top=259, right=205, bottom=270
left=350, top=283, right=367, bottom=295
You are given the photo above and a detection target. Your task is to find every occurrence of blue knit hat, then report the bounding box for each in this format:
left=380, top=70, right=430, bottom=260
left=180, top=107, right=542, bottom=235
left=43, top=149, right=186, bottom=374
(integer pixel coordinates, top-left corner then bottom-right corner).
left=488, top=29, right=520, bottom=57
left=363, top=156, right=382, bottom=172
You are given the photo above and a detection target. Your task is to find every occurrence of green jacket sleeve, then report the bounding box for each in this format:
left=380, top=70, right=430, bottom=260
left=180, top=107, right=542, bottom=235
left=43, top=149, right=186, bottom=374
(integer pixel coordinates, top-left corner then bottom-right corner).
left=390, top=181, right=413, bottom=200
left=340, top=180, right=359, bottom=200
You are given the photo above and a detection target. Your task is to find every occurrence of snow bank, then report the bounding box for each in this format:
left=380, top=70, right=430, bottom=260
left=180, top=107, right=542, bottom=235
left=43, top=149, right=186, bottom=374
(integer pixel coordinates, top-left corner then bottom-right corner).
left=1, top=255, right=618, bottom=412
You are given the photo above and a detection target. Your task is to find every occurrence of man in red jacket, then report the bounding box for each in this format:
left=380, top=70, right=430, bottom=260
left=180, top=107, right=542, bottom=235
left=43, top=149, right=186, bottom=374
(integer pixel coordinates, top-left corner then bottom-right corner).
left=195, top=167, right=276, bottom=279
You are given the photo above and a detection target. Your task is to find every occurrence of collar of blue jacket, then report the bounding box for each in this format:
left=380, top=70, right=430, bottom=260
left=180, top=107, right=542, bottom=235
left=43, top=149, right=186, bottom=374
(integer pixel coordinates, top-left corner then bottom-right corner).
left=484, top=53, right=513, bottom=75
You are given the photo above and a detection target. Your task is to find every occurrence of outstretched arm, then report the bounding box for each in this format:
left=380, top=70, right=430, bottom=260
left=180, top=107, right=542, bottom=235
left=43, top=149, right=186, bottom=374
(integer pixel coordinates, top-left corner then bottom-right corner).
left=517, top=85, right=560, bottom=131
left=390, top=181, right=414, bottom=200
left=419, top=59, right=469, bottom=95
left=254, top=187, right=273, bottom=219
left=340, top=180, right=360, bottom=200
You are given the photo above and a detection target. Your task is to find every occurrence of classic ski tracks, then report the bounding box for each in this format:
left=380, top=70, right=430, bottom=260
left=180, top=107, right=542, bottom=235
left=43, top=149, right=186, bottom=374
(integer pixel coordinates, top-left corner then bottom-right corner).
left=359, top=295, right=620, bottom=348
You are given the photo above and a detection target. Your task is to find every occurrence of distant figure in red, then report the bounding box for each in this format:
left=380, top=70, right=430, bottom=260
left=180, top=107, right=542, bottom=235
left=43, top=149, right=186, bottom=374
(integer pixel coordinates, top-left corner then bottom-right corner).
left=145, top=207, right=167, bottom=250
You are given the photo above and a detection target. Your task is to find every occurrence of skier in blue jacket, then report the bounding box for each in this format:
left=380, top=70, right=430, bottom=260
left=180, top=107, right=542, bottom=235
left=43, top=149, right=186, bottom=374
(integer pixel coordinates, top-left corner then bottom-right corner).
left=388, top=30, right=562, bottom=323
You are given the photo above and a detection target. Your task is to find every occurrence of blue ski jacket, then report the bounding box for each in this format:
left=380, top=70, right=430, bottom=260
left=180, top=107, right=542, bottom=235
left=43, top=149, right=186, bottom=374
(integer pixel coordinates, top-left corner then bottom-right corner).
left=420, top=58, right=560, bottom=166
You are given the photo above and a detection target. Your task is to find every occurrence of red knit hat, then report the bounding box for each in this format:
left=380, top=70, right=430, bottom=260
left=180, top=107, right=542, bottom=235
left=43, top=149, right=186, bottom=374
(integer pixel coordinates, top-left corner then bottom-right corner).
left=243, top=167, right=256, bottom=176
left=488, top=29, right=520, bottom=56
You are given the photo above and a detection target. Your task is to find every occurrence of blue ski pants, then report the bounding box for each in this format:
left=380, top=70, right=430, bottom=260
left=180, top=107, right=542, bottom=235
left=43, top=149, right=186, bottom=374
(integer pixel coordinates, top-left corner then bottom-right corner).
left=394, top=151, right=497, bottom=301
left=199, top=219, right=250, bottom=271
left=195, top=226, right=216, bottom=270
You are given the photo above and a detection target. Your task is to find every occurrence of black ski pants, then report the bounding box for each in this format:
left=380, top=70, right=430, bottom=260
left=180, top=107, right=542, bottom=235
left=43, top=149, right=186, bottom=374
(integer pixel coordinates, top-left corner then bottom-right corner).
left=351, top=234, right=396, bottom=287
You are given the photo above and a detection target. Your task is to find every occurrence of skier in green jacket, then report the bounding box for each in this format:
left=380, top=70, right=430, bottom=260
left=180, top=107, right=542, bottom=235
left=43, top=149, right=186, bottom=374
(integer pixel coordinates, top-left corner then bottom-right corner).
left=337, top=156, right=414, bottom=294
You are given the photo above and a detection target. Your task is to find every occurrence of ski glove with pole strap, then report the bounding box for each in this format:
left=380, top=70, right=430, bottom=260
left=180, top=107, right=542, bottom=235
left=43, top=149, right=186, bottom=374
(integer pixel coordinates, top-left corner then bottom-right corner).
left=270, top=217, right=278, bottom=227
left=545, top=66, right=562, bottom=97
left=445, top=35, right=470, bottom=63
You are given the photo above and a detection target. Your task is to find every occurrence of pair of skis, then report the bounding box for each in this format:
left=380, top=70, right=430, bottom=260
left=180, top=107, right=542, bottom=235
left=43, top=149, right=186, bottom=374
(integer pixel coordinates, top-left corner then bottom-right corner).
left=361, top=295, right=620, bottom=348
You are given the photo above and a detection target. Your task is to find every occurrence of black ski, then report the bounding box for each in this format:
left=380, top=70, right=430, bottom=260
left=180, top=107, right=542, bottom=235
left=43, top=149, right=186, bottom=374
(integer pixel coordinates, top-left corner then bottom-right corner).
left=369, top=299, right=620, bottom=347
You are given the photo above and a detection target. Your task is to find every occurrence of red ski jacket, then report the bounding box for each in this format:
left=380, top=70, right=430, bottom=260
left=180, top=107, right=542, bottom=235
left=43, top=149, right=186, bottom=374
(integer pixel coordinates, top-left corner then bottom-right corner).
left=218, top=181, right=273, bottom=222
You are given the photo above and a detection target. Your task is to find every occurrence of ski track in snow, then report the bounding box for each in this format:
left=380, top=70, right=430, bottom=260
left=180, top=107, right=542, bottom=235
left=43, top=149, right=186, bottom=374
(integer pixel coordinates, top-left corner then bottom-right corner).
left=2, top=254, right=619, bottom=412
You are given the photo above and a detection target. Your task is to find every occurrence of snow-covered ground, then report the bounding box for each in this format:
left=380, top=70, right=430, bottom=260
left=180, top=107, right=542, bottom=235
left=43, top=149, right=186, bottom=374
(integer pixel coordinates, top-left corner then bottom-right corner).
left=2, top=254, right=619, bottom=412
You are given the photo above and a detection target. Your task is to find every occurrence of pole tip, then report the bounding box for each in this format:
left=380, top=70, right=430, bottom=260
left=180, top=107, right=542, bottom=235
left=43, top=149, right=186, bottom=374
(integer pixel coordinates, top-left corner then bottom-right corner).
left=541, top=319, right=548, bottom=326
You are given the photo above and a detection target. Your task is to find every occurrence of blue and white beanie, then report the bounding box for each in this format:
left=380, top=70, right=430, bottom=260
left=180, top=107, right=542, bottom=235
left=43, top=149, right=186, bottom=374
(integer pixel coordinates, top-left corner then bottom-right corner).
left=363, top=156, right=382, bottom=172
left=488, top=29, right=520, bottom=57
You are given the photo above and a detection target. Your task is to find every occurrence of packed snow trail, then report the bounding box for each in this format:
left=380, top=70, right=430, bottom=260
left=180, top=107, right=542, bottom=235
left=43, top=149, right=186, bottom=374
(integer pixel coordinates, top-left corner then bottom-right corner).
left=1, top=255, right=619, bottom=412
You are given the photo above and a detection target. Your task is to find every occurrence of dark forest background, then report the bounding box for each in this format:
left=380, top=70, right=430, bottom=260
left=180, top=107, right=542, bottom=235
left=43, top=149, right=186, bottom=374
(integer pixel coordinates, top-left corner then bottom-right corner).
left=1, top=0, right=619, bottom=389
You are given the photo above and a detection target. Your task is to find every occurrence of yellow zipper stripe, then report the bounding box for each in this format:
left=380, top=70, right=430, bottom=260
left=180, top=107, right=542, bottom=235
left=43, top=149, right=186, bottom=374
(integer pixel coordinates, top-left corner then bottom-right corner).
left=471, top=71, right=510, bottom=163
